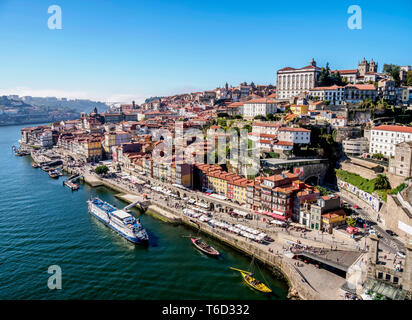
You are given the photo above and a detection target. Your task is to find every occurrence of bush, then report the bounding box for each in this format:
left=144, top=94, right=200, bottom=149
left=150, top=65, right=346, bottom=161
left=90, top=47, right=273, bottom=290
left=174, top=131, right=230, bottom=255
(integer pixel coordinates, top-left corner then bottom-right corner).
left=316, top=185, right=333, bottom=196
left=372, top=153, right=385, bottom=160
left=95, top=165, right=109, bottom=175
left=266, top=152, right=280, bottom=158
left=389, top=183, right=407, bottom=195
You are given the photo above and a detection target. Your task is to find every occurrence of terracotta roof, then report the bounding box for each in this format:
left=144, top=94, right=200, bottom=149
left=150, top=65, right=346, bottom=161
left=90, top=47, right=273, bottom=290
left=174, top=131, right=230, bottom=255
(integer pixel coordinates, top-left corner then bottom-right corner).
left=278, top=127, right=310, bottom=132
left=274, top=140, right=294, bottom=146
left=310, top=85, right=343, bottom=91
left=373, top=125, right=412, bottom=134
left=332, top=69, right=358, bottom=74
left=345, top=84, right=376, bottom=90
left=244, top=98, right=276, bottom=104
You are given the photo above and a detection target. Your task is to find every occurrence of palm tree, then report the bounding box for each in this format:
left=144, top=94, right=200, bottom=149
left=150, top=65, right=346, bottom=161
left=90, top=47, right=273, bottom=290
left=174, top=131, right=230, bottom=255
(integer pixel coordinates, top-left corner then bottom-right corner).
left=374, top=174, right=390, bottom=190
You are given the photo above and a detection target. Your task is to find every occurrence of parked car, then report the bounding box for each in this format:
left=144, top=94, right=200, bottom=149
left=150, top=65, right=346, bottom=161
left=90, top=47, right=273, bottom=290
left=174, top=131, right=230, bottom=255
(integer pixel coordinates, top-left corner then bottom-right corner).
left=385, top=229, right=397, bottom=236
left=396, top=251, right=406, bottom=259
left=353, top=205, right=360, bottom=209
left=368, top=229, right=377, bottom=235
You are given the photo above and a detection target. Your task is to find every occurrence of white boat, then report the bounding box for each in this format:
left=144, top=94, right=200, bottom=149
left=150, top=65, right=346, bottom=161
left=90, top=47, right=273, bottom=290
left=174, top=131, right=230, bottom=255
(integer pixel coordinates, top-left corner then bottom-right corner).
left=87, top=197, right=149, bottom=244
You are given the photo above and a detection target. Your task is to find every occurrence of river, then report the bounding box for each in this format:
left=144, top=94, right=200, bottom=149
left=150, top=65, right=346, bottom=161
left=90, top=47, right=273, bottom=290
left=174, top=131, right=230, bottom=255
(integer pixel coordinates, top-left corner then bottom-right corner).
left=0, top=124, right=288, bottom=299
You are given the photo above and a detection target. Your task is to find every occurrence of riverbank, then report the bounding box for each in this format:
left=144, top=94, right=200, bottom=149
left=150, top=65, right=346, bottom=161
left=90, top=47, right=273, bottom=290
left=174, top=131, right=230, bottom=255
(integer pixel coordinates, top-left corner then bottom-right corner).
left=63, top=166, right=335, bottom=299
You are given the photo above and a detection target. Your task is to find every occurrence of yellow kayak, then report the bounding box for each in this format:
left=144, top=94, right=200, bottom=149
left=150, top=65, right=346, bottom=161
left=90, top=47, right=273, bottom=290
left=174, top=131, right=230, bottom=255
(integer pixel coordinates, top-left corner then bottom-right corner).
left=230, top=267, right=272, bottom=293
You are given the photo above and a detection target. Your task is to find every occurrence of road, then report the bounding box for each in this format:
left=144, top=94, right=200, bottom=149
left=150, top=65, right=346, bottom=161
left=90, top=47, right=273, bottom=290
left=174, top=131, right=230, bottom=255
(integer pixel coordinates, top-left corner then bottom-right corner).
left=328, top=187, right=405, bottom=254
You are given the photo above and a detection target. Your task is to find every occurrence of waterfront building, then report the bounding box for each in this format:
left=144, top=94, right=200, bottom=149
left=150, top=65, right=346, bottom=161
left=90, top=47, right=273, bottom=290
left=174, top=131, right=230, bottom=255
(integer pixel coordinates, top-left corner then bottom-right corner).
left=227, top=176, right=249, bottom=204
left=20, top=126, right=55, bottom=147
left=103, top=131, right=131, bottom=157
left=82, top=137, right=103, bottom=162
left=276, top=58, right=321, bottom=100
left=369, top=125, right=412, bottom=157
left=175, top=162, right=194, bottom=188
left=293, top=187, right=320, bottom=224
left=321, top=209, right=347, bottom=234
left=310, top=194, right=341, bottom=231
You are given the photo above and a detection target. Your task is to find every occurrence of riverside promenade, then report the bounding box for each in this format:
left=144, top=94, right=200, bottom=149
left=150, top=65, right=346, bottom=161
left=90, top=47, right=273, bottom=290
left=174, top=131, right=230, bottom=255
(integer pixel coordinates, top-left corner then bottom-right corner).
left=63, top=165, right=354, bottom=300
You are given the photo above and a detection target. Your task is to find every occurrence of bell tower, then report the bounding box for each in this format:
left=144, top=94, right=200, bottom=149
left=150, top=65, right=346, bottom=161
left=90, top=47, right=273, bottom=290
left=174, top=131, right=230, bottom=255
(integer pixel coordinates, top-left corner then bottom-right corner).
left=358, top=57, right=369, bottom=76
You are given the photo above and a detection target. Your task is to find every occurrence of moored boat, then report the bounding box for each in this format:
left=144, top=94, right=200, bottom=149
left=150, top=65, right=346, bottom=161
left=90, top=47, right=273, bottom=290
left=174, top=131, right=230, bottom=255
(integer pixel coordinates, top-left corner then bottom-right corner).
left=32, top=162, right=40, bottom=168
left=190, top=237, right=220, bottom=257
left=48, top=170, right=59, bottom=179
left=230, top=267, right=272, bottom=293
left=87, top=197, right=149, bottom=244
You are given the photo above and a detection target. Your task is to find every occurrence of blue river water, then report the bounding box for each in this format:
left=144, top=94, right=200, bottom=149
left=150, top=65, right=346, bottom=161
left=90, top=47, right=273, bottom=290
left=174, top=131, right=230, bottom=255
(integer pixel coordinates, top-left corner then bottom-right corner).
left=0, top=124, right=288, bottom=299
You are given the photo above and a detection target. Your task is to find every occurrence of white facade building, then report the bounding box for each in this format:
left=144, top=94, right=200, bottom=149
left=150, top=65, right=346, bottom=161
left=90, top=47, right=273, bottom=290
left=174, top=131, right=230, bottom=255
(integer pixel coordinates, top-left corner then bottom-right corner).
left=242, top=99, right=277, bottom=119
left=309, top=85, right=345, bottom=105
left=252, top=122, right=281, bottom=135
left=276, top=59, right=321, bottom=100
left=278, top=127, right=311, bottom=144
left=39, top=130, right=53, bottom=147
left=369, top=125, right=412, bottom=157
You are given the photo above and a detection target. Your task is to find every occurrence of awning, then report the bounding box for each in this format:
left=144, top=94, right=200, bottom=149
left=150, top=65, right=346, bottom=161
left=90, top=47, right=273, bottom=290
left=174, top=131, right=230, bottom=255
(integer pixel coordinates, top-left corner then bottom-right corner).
left=257, top=210, right=287, bottom=220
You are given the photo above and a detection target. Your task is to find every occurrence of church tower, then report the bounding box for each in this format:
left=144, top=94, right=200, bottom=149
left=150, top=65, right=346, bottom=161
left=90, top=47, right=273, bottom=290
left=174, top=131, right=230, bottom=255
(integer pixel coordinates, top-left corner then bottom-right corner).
left=369, top=59, right=377, bottom=73
left=358, top=57, right=369, bottom=76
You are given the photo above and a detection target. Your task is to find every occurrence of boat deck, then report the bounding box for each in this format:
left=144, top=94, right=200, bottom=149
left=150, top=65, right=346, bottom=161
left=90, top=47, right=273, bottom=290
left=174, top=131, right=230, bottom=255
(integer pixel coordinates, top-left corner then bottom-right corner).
left=92, top=199, right=117, bottom=213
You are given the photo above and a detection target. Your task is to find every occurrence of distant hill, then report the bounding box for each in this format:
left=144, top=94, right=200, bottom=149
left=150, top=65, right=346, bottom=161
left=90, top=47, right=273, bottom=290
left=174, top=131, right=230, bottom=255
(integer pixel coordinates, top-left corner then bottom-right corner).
left=21, top=96, right=110, bottom=113
left=0, top=96, right=80, bottom=126
left=0, top=96, right=32, bottom=108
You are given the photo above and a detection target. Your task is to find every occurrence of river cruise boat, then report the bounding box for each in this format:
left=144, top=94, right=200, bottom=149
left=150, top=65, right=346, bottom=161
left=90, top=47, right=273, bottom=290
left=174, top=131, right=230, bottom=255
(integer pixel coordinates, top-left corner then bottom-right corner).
left=87, top=197, right=149, bottom=244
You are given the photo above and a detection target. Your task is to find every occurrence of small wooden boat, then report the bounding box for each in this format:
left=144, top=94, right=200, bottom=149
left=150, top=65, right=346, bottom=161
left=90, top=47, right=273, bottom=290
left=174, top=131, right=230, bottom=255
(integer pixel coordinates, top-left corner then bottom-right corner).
left=230, top=267, right=272, bottom=293
left=190, top=237, right=220, bottom=257
left=48, top=170, right=59, bottom=179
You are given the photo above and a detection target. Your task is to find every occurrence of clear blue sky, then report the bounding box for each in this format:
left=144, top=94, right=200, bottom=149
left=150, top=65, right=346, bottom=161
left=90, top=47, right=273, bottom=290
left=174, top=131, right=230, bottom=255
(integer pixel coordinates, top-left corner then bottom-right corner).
left=0, top=0, right=411, bottom=102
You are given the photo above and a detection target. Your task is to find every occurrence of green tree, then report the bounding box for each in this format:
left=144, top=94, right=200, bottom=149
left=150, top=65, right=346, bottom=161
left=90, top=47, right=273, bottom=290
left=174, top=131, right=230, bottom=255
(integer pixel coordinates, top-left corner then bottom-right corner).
left=407, top=70, right=412, bottom=86
left=372, top=153, right=385, bottom=160
left=346, top=216, right=357, bottom=227
left=383, top=64, right=401, bottom=86
left=243, top=124, right=252, bottom=133
left=374, top=174, right=391, bottom=190
left=266, top=113, right=274, bottom=121
left=95, top=165, right=109, bottom=175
